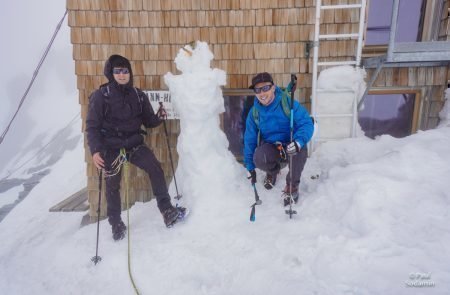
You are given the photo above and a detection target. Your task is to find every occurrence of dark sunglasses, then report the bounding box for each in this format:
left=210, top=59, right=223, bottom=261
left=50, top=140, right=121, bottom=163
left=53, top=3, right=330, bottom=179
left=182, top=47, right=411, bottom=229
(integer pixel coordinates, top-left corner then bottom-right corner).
left=113, top=68, right=130, bottom=75
left=254, top=84, right=273, bottom=94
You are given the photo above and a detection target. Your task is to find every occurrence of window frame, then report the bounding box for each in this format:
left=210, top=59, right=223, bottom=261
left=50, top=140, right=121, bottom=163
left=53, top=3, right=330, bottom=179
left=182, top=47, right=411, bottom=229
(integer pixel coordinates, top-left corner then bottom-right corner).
left=362, top=0, right=428, bottom=57
left=220, top=89, right=254, bottom=125
left=223, top=89, right=254, bottom=97
left=362, top=87, right=422, bottom=135
left=220, top=89, right=255, bottom=160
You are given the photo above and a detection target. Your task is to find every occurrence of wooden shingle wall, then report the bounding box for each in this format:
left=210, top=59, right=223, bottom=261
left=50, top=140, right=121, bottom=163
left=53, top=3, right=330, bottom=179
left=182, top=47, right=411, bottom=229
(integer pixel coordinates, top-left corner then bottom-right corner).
left=445, top=0, right=450, bottom=119
left=439, top=0, right=450, bottom=41
left=365, top=66, right=448, bottom=129
left=446, top=0, right=450, bottom=127
left=424, top=0, right=450, bottom=128
left=68, top=0, right=363, bottom=106
left=67, top=0, right=449, bottom=218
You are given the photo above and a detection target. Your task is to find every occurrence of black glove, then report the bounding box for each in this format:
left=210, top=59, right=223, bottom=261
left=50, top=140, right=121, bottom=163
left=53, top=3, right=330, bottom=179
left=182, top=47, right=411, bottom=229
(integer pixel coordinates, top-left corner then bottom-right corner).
left=286, top=141, right=300, bottom=156
left=247, top=170, right=256, bottom=184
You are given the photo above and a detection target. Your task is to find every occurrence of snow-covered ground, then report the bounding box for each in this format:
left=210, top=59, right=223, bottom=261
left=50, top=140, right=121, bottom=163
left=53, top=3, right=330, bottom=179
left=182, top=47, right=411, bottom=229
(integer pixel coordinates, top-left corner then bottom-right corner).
left=1, top=121, right=449, bottom=294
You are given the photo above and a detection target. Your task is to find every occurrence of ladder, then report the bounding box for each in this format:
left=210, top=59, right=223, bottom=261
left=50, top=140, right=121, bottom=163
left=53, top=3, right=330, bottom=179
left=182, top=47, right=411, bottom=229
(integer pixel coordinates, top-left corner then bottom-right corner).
left=310, top=0, right=367, bottom=151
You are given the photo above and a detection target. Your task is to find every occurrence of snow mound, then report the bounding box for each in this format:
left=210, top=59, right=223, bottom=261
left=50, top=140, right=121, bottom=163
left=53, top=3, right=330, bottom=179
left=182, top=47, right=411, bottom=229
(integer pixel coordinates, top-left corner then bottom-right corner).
left=317, top=65, right=366, bottom=95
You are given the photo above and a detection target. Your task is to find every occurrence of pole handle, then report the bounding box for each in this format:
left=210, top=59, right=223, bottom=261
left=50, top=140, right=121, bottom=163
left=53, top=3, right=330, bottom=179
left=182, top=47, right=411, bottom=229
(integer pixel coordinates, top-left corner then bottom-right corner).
left=290, top=74, right=297, bottom=93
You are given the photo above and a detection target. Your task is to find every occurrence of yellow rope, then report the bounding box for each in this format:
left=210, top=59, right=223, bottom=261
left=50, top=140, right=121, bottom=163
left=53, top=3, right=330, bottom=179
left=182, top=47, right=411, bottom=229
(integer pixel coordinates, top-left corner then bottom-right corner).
left=122, top=148, right=141, bottom=295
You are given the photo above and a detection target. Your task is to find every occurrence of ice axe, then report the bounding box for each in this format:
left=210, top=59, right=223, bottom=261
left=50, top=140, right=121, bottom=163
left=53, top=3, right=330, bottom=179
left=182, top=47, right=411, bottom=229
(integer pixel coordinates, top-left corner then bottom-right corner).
left=250, top=183, right=262, bottom=222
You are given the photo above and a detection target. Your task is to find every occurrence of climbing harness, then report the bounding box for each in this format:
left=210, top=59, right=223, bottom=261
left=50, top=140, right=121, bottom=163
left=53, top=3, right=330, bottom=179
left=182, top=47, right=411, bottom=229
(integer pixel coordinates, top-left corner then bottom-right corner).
left=275, top=141, right=287, bottom=161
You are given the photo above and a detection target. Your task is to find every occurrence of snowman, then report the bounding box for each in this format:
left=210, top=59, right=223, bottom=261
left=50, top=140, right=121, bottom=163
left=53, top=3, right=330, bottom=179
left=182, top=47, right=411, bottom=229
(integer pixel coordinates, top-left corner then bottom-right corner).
left=164, top=41, right=244, bottom=214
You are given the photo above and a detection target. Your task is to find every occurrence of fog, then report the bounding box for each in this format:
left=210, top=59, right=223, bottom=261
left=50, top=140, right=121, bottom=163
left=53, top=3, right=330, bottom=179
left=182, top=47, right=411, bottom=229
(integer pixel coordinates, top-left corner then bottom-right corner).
left=0, top=1, right=78, bottom=175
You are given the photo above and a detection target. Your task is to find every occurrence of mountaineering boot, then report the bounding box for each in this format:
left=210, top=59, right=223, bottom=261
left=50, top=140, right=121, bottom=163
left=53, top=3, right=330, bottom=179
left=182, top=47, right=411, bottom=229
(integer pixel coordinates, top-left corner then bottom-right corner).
left=111, top=220, right=126, bottom=241
left=163, top=205, right=188, bottom=228
left=263, top=173, right=277, bottom=190
left=282, top=184, right=299, bottom=207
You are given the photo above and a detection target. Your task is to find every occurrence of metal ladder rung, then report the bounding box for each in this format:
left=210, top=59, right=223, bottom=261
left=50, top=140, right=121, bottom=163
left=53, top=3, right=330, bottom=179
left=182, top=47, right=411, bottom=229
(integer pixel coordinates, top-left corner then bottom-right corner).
left=321, top=4, right=363, bottom=10
left=317, top=60, right=357, bottom=66
left=319, top=33, right=359, bottom=40
left=315, top=114, right=354, bottom=118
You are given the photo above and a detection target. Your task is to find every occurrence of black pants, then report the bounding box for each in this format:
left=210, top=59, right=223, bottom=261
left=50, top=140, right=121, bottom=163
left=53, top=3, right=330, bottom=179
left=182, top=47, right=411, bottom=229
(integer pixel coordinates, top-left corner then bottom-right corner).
left=103, top=145, right=172, bottom=225
left=253, top=142, right=308, bottom=187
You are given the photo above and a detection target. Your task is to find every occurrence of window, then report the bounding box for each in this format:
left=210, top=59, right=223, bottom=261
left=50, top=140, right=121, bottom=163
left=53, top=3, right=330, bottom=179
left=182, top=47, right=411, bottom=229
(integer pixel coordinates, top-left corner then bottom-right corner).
left=358, top=90, right=420, bottom=138
left=365, top=0, right=424, bottom=46
left=222, top=90, right=254, bottom=161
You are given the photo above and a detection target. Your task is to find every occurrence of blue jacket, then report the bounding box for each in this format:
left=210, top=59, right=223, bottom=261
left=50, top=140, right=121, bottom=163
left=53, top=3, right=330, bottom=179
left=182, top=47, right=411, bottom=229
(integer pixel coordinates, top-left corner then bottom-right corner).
left=244, top=86, right=314, bottom=171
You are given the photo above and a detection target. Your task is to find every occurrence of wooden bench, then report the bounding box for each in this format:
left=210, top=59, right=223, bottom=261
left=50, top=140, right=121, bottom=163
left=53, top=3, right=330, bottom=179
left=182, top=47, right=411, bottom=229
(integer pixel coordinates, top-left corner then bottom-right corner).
left=49, top=187, right=89, bottom=212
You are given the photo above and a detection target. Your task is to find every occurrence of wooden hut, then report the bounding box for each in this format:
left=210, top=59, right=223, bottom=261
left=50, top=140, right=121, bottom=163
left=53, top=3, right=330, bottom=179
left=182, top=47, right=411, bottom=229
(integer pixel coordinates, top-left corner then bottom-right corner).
left=64, top=0, right=450, bottom=220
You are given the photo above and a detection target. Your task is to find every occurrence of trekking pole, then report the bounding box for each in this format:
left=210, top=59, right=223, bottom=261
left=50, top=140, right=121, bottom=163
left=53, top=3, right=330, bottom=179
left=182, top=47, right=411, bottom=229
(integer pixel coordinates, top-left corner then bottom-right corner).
left=91, top=169, right=103, bottom=265
left=286, top=74, right=298, bottom=219
left=158, top=102, right=182, bottom=201
left=249, top=183, right=262, bottom=222
left=163, top=121, right=181, bottom=200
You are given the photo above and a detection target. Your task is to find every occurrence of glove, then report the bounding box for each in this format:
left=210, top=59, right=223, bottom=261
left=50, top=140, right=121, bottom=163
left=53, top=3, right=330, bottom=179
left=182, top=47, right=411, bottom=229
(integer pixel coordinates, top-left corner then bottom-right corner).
left=247, top=170, right=256, bottom=184
left=286, top=141, right=300, bottom=156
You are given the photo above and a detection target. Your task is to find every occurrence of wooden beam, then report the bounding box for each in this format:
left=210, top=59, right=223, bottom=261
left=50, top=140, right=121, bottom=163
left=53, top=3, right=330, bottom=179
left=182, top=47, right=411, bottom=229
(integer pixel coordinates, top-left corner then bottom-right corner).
left=49, top=188, right=89, bottom=212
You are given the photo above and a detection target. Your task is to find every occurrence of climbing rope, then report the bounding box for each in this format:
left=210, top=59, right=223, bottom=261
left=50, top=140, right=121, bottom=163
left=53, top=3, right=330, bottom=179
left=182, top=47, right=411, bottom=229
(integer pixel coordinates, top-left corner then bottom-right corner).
left=0, top=10, right=68, bottom=146
left=121, top=148, right=141, bottom=295
left=103, top=151, right=127, bottom=178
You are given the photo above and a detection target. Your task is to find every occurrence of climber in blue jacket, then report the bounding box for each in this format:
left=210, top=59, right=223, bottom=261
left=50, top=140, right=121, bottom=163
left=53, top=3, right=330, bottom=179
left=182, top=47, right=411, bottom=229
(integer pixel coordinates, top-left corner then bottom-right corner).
left=244, top=72, right=314, bottom=206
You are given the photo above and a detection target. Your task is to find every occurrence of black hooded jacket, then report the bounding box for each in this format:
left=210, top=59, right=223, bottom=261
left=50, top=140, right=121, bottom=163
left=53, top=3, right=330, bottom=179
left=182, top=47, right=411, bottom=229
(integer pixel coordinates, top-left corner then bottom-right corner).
left=85, top=55, right=161, bottom=155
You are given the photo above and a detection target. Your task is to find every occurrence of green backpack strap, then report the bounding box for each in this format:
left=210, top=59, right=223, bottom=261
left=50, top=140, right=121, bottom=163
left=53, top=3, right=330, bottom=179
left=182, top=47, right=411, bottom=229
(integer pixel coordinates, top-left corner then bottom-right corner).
left=252, top=107, right=261, bottom=146
left=280, top=89, right=292, bottom=117
left=252, top=106, right=259, bottom=127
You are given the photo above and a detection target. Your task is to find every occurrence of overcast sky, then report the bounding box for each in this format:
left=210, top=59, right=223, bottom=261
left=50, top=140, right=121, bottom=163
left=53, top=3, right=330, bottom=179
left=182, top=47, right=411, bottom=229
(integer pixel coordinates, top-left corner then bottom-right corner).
left=0, top=1, right=78, bottom=172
